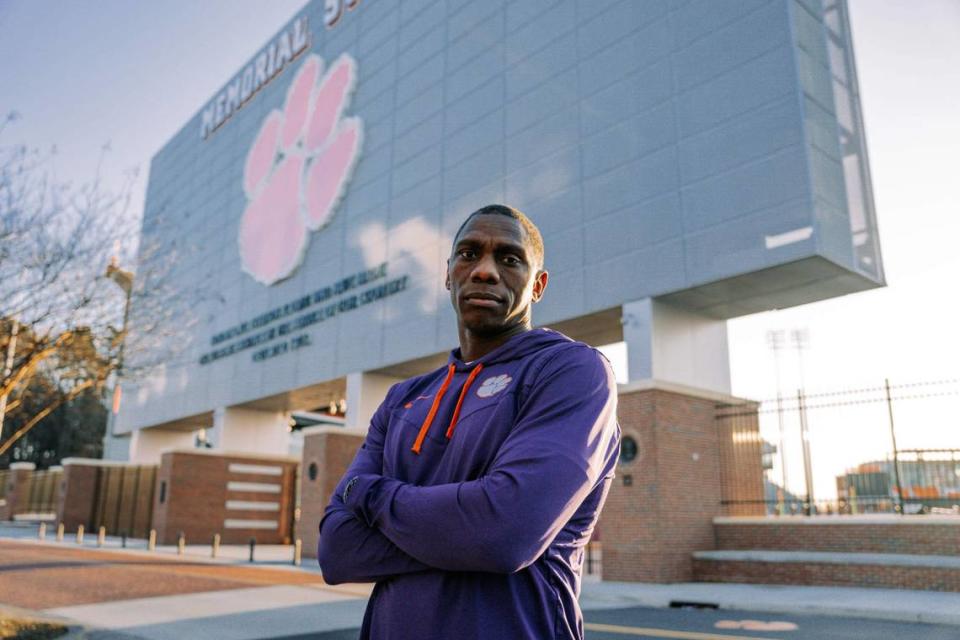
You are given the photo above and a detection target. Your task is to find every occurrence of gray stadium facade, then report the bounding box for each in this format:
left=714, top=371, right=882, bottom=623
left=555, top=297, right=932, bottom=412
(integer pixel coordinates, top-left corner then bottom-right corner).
left=105, top=0, right=883, bottom=463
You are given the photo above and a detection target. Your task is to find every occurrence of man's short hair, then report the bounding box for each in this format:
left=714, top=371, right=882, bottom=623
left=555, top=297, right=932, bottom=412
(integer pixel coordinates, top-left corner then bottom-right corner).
left=452, top=204, right=545, bottom=269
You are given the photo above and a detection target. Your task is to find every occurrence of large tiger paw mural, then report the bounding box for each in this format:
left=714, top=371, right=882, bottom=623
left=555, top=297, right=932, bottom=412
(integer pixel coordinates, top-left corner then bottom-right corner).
left=239, top=53, right=362, bottom=285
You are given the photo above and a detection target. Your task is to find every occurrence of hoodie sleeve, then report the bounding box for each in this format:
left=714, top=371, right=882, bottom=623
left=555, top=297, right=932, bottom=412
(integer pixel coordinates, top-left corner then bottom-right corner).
left=344, top=346, right=620, bottom=574
left=317, top=386, right=434, bottom=584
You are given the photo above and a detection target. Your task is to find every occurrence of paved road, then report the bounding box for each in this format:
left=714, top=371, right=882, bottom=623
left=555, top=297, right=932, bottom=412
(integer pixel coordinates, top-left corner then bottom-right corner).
left=0, top=540, right=324, bottom=610
left=2, top=539, right=959, bottom=639
left=299, top=606, right=960, bottom=640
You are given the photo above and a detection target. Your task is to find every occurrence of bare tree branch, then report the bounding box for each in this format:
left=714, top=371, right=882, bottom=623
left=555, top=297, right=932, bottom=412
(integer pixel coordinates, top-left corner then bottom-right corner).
left=0, top=113, right=204, bottom=463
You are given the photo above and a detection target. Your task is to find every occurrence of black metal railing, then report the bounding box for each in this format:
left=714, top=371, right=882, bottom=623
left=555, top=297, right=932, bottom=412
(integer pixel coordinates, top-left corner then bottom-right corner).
left=717, top=379, right=960, bottom=517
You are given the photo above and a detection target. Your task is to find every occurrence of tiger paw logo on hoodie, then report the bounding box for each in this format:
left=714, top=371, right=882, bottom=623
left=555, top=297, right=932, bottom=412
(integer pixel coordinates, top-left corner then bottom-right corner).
left=476, top=374, right=512, bottom=398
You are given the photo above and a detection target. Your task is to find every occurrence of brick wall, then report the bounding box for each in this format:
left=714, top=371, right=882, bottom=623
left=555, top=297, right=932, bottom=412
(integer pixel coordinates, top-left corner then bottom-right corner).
left=152, top=450, right=299, bottom=545
left=0, top=463, right=35, bottom=520
left=715, top=517, right=960, bottom=556
left=694, top=557, right=960, bottom=592
left=600, top=386, right=763, bottom=582
left=297, top=428, right=365, bottom=559
left=56, top=462, right=99, bottom=532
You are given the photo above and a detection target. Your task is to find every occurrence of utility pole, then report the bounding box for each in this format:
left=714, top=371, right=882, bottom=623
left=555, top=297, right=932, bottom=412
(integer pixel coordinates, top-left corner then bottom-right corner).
left=0, top=319, right=19, bottom=441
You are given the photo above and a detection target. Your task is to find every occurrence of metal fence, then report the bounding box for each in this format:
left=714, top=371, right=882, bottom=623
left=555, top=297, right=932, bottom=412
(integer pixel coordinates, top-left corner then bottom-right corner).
left=718, top=379, right=960, bottom=516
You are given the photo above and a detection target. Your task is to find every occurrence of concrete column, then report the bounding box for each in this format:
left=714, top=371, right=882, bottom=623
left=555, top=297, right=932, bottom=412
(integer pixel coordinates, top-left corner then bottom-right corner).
left=345, top=372, right=402, bottom=432
left=101, top=432, right=131, bottom=462
left=0, top=462, right=35, bottom=520
left=129, top=428, right=196, bottom=465
left=622, top=298, right=731, bottom=394
left=208, top=407, right=290, bottom=456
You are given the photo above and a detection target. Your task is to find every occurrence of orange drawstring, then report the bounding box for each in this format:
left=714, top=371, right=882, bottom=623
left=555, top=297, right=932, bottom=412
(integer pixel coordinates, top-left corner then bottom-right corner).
left=446, top=363, right=483, bottom=439
left=411, top=364, right=456, bottom=454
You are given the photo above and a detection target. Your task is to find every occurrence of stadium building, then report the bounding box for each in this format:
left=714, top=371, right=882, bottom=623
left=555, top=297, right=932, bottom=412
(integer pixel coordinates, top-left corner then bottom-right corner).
left=94, top=0, right=883, bottom=577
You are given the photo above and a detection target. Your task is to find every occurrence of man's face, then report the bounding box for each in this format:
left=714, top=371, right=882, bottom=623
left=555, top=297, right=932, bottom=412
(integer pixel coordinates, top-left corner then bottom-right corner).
left=445, top=214, right=548, bottom=338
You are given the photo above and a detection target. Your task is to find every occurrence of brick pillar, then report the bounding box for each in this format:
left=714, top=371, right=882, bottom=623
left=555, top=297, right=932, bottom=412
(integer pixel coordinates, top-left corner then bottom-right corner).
left=0, top=462, right=35, bottom=520
left=56, top=460, right=100, bottom=532
left=599, top=383, right=762, bottom=582
left=297, top=427, right=366, bottom=559
left=151, top=450, right=299, bottom=545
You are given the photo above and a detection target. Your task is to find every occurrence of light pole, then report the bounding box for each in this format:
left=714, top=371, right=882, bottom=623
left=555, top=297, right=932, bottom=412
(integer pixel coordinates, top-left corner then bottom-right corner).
left=104, top=258, right=134, bottom=451
left=791, top=328, right=815, bottom=514
left=766, top=329, right=788, bottom=514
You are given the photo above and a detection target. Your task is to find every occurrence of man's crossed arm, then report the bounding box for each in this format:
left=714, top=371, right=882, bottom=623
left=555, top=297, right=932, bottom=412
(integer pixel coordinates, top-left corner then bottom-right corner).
left=317, top=348, right=619, bottom=583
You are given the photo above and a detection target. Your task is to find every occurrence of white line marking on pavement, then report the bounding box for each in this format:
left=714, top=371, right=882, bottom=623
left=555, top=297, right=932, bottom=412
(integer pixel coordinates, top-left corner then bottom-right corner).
left=584, top=622, right=778, bottom=640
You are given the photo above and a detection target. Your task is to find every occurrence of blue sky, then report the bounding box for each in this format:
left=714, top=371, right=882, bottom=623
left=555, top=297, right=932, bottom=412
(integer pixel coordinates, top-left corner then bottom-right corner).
left=3, top=0, right=959, bottom=496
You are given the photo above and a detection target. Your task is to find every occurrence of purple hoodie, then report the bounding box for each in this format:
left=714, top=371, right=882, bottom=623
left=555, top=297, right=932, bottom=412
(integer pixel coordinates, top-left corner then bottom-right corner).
left=318, top=328, right=620, bottom=640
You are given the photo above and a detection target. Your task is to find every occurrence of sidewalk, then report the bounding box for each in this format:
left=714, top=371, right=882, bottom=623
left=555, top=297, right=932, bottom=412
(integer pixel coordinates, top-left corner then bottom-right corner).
left=3, top=523, right=960, bottom=637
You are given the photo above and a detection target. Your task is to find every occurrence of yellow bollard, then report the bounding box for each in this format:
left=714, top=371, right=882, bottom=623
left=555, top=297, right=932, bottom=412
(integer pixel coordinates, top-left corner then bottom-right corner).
left=293, top=539, right=302, bottom=566
left=97, top=526, right=106, bottom=547
left=38, top=523, right=46, bottom=540
left=148, top=529, right=157, bottom=551
left=56, top=523, right=64, bottom=542
left=76, top=525, right=84, bottom=545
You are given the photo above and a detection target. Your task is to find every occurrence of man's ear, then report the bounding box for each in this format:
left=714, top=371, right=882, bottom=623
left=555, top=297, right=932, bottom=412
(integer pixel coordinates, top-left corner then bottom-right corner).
left=444, top=258, right=451, bottom=290
left=531, top=269, right=548, bottom=302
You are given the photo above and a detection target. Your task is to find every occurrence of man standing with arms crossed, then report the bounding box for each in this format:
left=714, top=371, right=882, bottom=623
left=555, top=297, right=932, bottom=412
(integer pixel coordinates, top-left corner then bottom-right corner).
left=318, top=204, right=621, bottom=639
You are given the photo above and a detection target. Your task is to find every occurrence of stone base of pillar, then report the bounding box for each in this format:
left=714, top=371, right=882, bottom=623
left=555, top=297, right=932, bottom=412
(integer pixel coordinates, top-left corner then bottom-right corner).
left=599, top=382, right=763, bottom=582
left=297, top=427, right=366, bottom=559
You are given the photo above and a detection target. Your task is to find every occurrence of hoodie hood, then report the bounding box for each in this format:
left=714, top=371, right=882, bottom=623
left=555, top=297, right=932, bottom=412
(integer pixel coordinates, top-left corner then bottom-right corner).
left=447, top=328, right=572, bottom=370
